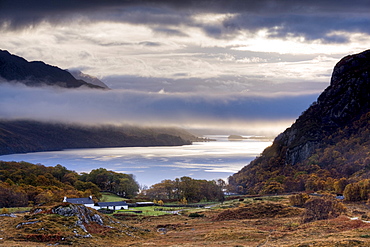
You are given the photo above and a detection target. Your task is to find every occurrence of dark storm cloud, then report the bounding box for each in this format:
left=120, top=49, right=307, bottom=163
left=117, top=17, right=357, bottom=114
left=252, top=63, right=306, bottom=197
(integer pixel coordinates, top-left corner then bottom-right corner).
left=1, top=0, right=370, bottom=43
left=223, top=13, right=370, bottom=43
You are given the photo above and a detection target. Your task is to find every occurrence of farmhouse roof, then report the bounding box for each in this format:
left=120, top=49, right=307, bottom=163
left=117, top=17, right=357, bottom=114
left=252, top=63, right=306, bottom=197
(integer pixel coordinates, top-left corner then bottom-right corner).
left=96, top=201, right=128, bottom=207
left=64, top=197, right=94, bottom=205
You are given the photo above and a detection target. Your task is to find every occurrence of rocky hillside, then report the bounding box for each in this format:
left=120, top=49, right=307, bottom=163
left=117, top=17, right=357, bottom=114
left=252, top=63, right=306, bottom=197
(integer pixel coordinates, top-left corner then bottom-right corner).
left=0, top=120, right=199, bottom=155
left=0, top=50, right=104, bottom=89
left=229, top=50, right=370, bottom=194
left=1, top=203, right=152, bottom=245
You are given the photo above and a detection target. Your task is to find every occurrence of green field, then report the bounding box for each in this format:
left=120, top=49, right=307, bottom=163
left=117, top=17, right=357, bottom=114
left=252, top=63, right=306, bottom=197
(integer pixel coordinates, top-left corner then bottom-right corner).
left=1, top=207, right=32, bottom=213
left=100, top=192, right=127, bottom=202
left=115, top=206, right=188, bottom=216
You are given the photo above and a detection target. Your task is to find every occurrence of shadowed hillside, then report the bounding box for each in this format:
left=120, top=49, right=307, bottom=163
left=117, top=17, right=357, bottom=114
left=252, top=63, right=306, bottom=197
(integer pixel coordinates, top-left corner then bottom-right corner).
left=0, top=50, right=104, bottom=89
left=229, top=50, right=370, bottom=194
left=0, top=120, right=199, bottom=155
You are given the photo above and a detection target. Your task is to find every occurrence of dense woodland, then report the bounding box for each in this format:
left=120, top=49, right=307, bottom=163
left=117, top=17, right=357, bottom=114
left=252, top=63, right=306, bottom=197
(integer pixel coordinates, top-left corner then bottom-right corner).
left=0, top=161, right=139, bottom=207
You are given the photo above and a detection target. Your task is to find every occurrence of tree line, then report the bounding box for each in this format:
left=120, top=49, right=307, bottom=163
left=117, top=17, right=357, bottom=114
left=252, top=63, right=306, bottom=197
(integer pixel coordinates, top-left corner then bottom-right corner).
left=0, top=161, right=139, bottom=208
left=142, top=176, right=225, bottom=203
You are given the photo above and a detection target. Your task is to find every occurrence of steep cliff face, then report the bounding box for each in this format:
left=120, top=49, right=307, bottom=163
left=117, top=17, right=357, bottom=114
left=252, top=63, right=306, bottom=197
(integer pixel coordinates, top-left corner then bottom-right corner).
left=278, top=49, right=370, bottom=165
left=229, top=50, right=370, bottom=194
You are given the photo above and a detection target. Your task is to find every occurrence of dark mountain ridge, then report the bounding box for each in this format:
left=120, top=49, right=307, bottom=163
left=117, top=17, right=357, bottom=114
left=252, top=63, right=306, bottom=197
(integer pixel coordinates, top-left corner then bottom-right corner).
left=0, top=120, right=199, bottom=156
left=229, top=50, right=370, bottom=194
left=0, top=49, right=104, bottom=89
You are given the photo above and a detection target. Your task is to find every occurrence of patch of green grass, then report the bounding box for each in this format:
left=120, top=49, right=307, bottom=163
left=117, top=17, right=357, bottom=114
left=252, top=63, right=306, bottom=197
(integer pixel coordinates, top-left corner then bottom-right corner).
left=115, top=206, right=185, bottom=216
left=100, top=192, right=127, bottom=202
left=360, top=234, right=370, bottom=238
left=4, top=207, right=32, bottom=213
left=262, top=196, right=285, bottom=202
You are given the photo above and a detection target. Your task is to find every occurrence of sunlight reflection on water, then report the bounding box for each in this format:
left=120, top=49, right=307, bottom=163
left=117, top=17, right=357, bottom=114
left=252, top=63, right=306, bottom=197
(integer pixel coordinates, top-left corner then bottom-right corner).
left=0, top=135, right=272, bottom=186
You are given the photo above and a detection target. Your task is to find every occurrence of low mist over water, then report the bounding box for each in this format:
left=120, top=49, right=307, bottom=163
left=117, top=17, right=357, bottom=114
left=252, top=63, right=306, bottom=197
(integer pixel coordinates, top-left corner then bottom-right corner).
left=0, top=135, right=272, bottom=187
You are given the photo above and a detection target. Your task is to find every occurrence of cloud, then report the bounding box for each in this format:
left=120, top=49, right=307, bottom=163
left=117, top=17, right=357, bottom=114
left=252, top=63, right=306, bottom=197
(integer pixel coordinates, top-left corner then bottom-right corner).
left=0, top=82, right=317, bottom=135
left=1, top=0, right=370, bottom=43
left=152, top=27, right=189, bottom=37
left=103, top=74, right=329, bottom=95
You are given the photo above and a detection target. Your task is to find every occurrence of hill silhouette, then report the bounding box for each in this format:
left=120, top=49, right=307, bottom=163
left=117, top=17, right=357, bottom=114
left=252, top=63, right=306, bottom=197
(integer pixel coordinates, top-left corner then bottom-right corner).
left=0, top=50, right=104, bottom=89
left=0, top=120, right=198, bottom=155
left=229, top=50, right=370, bottom=194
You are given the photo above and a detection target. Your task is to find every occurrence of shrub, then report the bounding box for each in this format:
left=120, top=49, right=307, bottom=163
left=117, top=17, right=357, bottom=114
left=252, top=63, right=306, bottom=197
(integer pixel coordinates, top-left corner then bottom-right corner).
left=188, top=212, right=204, bottom=218
left=1, top=208, right=9, bottom=214
left=301, top=196, right=346, bottom=223
left=344, top=183, right=362, bottom=201
left=25, top=233, right=64, bottom=242
left=180, top=197, right=188, bottom=205
left=289, top=193, right=309, bottom=207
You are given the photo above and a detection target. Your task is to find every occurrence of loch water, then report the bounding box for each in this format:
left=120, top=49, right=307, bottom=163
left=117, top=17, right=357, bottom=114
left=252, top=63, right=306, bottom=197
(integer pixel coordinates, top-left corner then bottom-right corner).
left=0, top=135, right=272, bottom=187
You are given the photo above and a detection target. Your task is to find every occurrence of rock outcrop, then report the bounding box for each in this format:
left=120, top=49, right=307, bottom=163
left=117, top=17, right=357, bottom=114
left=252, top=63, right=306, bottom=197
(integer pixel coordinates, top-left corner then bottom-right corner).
left=269, top=49, right=370, bottom=165
left=13, top=203, right=151, bottom=244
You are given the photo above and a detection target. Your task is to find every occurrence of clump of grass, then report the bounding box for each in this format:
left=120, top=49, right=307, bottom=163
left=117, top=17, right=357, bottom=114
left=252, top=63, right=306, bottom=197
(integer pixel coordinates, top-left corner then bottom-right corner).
left=188, top=212, right=204, bottom=218
left=283, top=221, right=300, bottom=230
left=1, top=208, right=9, bottom=214
left=24, top=233, right=64, bottom=242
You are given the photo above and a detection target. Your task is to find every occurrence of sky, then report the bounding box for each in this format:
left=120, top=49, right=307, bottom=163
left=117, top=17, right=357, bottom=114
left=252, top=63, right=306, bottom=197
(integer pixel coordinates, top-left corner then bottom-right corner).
left=1, top=0, right=370, bottom=135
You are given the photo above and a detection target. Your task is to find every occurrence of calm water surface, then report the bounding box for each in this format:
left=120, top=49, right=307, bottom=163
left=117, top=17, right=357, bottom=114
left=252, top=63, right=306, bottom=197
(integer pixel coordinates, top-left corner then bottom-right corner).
left=0, top=135, right=272, bottom=187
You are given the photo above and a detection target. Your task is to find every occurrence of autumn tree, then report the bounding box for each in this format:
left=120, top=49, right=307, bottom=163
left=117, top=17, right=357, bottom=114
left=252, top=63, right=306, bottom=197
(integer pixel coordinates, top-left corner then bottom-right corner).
left=74, top=181, right=101, bottom=199
left=343, top=179, right=370, bottom=202
left=179, top=176, right=199, bottom=202
left=302, top=196, right=346, bottom=223
left=334, top=178, right=348, bottom=194
left=289, top=193, right=309, bottom=207
left=359, top=179, right=370, bottom=200
left=262, top=181, right=284, bottom=194
left=0, top=182, right=28, bottom=207
left=343, top=183, right=362, bottom=201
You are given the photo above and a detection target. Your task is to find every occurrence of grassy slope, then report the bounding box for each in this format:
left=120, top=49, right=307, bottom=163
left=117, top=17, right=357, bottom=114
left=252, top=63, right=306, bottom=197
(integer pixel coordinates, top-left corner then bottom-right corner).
left=100, top=192, right=127, bottom=202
